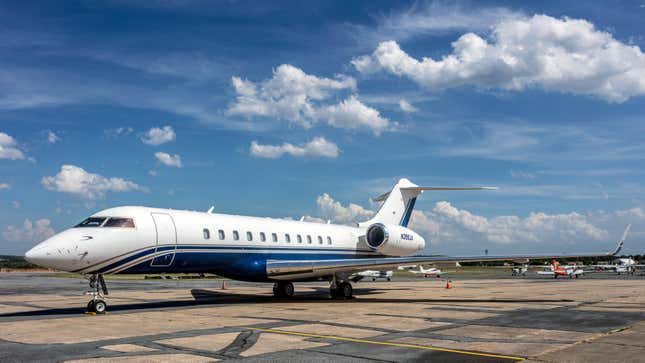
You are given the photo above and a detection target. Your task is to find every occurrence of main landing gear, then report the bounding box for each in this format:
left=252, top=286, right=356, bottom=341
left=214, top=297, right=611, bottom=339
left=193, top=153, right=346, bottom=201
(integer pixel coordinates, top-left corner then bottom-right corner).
left=86, top=273, right=109, bottom=314
left=273, top=281, right=295, bottom=298
left=329, top=276, right=353, bottom=299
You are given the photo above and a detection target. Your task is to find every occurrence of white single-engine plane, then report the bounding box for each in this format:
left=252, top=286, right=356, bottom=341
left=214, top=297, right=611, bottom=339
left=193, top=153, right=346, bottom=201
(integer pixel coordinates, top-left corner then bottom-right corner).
left=25, top=178, right=624, bottom=313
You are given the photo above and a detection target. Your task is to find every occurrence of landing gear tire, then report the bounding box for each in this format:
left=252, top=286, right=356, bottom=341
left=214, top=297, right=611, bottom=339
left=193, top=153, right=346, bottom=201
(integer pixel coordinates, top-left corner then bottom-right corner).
left=273, top=282, right=294, bottom=298
left=336, top=282, right=353, bottom=299
left=85, top=273, right=109, bottom=314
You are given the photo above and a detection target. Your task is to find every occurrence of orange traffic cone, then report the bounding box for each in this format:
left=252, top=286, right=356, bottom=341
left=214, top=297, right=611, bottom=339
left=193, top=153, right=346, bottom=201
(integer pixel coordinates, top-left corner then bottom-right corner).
left=445, top=280, right=452, bottom=289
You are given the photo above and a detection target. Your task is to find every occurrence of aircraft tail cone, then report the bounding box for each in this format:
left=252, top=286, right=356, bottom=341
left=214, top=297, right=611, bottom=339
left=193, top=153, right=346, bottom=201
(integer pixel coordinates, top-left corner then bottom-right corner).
left=445, top=280, right=452, bottom=289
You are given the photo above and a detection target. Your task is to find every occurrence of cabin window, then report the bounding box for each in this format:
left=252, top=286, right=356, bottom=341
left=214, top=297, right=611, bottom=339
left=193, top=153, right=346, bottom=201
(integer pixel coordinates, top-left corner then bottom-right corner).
left=297, top=234, right=302, bottom=243
left=285, top=234, right=291, bottom=243
left=104, top=217, right=135, bottom=228
left=318, top=236, right=323, bottom=244
left=218, top=229, right=225, bottom=240
left=233, top=230, right=239, bottom=241
left=203, top=228, right=210, bottom=239
left=260, top=232, right=266, bottom=242
left=307, top=235, right=312, bottom=244
left=327, top=236, right=332, bottom=245
left=247, top=231, right=253, bottom=241
left=75, top=217, right=107, bottom=228
left=271, top=233, right=278, bottom=242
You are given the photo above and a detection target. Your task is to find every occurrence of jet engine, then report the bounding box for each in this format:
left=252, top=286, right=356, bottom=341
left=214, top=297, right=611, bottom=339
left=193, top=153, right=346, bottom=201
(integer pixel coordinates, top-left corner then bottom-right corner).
left=365, top=223, right=425, bottom=256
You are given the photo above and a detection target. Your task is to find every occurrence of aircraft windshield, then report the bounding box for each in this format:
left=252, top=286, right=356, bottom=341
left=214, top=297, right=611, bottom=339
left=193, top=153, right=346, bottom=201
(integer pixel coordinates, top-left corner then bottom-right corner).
left=75, top=217, right=107, bottom=228
left=104, top=217, right=135, bottom=228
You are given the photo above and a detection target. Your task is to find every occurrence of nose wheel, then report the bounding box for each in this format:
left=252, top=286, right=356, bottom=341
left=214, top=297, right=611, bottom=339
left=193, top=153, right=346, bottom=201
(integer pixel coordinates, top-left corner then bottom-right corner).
left=86, top=273, right=109, bottom=314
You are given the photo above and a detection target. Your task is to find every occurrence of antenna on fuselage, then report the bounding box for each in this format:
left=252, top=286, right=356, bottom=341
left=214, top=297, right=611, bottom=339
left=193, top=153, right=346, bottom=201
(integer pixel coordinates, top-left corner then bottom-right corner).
left=207, top=206, right=214, bottom=214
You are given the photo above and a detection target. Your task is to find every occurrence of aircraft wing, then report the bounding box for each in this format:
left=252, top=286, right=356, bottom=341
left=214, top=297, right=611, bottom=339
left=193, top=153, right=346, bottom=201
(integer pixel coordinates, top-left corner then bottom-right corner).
left=266, top=241, right=623, bottom=280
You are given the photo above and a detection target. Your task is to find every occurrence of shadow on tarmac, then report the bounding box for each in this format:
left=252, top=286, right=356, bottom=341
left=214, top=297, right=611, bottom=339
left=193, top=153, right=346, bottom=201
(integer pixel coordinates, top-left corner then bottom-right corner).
left=0, top=287, right=576, bottom=319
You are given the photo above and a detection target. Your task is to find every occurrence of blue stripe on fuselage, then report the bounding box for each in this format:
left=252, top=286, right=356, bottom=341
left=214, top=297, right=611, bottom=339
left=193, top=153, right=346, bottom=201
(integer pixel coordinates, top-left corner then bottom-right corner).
left=88, top=244, right=378, bottom=278
left=119, top=250, right=370, bottom=282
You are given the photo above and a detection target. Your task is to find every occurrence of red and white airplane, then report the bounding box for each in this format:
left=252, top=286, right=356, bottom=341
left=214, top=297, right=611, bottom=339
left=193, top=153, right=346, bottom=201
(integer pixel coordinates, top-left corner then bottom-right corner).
left=538, top=259, right=585, bottom=278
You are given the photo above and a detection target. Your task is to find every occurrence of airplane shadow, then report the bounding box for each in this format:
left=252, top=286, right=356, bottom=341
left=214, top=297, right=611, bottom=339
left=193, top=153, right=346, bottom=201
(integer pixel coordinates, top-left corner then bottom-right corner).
left=0, top=287, right=573, bottom=318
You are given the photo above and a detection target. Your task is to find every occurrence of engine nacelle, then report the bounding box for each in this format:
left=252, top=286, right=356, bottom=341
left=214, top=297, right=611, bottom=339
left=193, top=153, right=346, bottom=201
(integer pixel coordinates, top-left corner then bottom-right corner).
left=365, top=223, right=425, bottom=256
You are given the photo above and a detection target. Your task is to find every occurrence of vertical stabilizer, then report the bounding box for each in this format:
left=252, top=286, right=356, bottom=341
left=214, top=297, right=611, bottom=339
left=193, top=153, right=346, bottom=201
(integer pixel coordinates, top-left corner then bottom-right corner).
left=359, top=178, right=420, bottom=228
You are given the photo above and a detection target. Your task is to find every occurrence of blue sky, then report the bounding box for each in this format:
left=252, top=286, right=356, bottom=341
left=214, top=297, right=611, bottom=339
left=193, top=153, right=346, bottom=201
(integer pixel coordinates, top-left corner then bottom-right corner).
left=1, top=0, right=645, bottom=256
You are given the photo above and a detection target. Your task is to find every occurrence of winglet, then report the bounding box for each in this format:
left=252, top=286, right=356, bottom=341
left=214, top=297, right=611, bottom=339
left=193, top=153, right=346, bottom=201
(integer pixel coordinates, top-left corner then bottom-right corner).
left=610, top=224, right=631, bottom=256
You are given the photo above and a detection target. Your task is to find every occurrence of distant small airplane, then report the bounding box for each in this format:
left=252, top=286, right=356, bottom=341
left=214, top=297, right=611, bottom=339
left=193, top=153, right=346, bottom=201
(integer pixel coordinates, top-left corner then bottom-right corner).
left=512, top=265, right=528, bottom=276
left=408, top=265, right=442, bottom=278
left=537, top=260, right=585, bottom=279
left=351, top=270, right=393, bottom=282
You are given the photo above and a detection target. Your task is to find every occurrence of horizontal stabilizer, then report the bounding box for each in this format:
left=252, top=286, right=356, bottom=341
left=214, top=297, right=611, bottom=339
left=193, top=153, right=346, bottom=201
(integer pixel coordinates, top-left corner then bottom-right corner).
left=373, top=186, right=497, bottom=202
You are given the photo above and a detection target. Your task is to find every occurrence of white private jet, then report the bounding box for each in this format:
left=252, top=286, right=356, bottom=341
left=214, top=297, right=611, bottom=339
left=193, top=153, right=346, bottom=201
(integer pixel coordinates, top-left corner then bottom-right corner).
left=25, top=178, right=624, bottom=313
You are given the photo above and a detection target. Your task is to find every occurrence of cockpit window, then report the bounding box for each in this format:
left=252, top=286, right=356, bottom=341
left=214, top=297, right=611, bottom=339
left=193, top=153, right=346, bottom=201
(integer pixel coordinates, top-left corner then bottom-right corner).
left=104, top=217, right=135, bottom=228
left=75, top=217, right=107, bottom=228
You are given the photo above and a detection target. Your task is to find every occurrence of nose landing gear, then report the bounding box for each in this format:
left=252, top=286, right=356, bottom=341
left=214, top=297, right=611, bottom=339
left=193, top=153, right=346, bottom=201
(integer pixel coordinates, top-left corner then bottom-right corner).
left=86, top=273, right=109, bottom=314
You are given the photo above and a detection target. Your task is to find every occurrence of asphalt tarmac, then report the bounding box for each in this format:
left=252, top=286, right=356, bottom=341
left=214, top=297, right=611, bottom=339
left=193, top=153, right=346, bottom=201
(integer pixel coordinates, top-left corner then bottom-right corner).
left=1, top=272, right=644, bottom=362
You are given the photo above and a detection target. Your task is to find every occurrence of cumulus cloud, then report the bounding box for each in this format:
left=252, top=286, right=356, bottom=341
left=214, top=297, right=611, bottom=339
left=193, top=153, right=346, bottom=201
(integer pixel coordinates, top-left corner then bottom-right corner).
left=47, top=131, right=60, bottom=143
left=0, top=132, right=26, bottom=159
left=307, top=191, right=645, bottom=253
left=2, top=218, right=55, bottom=243
left=398, top=99, right=417, bottom=113
left=250, top=137, right=339, bottom=159
left=410, top=201, right=608, bottom=246
left=317, top=96, right=391, bottom=134
left=141, top=126, right=175, bottom=145
left=0, top=183, right=9, bottom=190
left=353, top=15, right=645, bottom=102
left=227, top=64, right=392, bottom=134
left=154, top=151, right=182, bottom=167
left=41, top=164, right=146, bottom=199
left=316, top=193, right=374, bottom=225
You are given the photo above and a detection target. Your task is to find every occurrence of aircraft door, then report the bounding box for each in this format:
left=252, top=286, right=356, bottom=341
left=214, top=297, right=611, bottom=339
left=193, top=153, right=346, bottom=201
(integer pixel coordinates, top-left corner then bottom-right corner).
left=150, top=213, right=177, bottom=267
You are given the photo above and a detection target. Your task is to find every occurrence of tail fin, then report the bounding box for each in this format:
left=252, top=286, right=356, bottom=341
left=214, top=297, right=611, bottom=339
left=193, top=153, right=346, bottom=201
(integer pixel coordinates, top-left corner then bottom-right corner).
left=552, top=259, right=559, bottom=269
left=358, top=178, right=497, bottom=228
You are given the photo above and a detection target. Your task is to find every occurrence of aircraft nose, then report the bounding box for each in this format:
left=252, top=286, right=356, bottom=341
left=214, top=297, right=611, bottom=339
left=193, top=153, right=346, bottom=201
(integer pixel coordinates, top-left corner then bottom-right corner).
left=24, top=244, right=49, bottom=266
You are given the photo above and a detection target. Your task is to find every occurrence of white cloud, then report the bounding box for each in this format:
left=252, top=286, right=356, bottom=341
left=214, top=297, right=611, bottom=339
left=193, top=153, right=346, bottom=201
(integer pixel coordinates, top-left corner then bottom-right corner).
left=353, top=15, right=645, bottom=102
left=250, top=137, right=339, bottom=159
left=227, top=64, right=392, bottom=134
left=350, top=2, right=521, bottom=45
left=309, top=193, right=644, bottom=253
left=398, top=99, right=417, bottom=113
left=104, top=127, right=133, bottom=139
left=410, top=201, right=609, bottom=244
left=0, top=132, right=25, bottom=160
left=2, top=218, right=55, bottom=243
left=316, top=193, right=374, bottom=225
left=317, top=96, right=392, bottom=134
left=154, top=152, right=182, bottom=167
left=41, top=164, right=146, bottom=199
left=47, top=131, right=60, bottom=144
left=141, top=126, right=175, bottom=145
left=0, top=183, right=9, bottom=190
